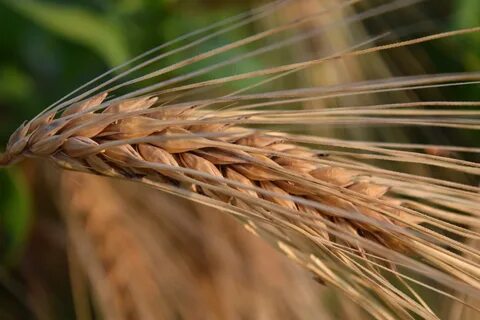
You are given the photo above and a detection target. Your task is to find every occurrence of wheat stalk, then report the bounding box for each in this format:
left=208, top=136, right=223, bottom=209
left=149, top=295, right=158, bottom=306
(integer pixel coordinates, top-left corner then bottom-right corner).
left=58, top=169, right=343, bottom=320
left=60, top=171, right=169, bottom=320
left=2, top=0, right=480, bottom=318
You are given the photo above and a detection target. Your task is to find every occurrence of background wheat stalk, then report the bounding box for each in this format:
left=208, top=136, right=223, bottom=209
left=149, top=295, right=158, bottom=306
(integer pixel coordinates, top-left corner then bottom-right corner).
left=56, top=169, right=345, bottom=320
left=1, top=0, right=480, bottom=319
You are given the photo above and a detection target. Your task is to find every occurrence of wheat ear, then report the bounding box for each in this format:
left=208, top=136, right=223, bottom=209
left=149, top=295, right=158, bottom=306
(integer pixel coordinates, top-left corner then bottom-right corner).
left=2, top=88, right=480, bottom=319
left=2, top=0, right=480, bottom=318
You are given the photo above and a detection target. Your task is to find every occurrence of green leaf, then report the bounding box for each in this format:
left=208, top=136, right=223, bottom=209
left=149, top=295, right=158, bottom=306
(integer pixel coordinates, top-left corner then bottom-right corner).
left=455, top=0, right=480, bottom=28
left=3, top=0, right=129, bottom=67
left=454, top=0, right=480, bottom=69
left=0, top=65, right=35, bottom=102
left=0, top=168, right=32, bottom=266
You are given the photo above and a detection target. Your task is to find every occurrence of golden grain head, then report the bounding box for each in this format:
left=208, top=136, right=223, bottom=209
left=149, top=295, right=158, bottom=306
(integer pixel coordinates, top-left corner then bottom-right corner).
left=2, top=0, right=480, bottom=318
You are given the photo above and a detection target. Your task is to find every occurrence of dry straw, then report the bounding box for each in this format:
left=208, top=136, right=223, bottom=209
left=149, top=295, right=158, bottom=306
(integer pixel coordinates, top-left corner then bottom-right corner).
left=2, top=0, right=480, bottom=319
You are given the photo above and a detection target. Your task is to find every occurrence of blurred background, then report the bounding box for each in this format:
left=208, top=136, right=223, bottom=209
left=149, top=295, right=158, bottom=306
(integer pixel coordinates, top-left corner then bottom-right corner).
left=0, top=0, right=479, bottom=319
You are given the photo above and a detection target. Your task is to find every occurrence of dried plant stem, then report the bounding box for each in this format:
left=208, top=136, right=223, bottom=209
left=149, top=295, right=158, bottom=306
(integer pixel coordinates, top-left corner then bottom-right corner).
left=56, top=168, right=342, bottom=320
left=61, top=172, right=168, bottom=320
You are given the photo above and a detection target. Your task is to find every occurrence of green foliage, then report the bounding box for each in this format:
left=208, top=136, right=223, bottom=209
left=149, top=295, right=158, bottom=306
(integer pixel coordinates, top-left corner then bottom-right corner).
left=454, top=0, right=480, bottom=69
left=0, top=66, right=35, bottom=103
left=3, top=0, right=130, bottom=67
left=0, top=168, right=32, bottom=266
left=455, top=0, right=480, bottom=29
